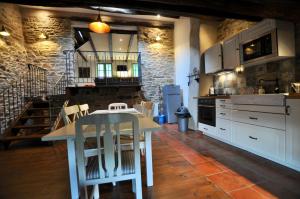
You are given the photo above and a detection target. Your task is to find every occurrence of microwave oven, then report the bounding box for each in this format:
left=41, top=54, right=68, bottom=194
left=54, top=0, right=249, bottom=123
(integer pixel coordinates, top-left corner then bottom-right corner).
left=241, top=30, right=278, bottom=66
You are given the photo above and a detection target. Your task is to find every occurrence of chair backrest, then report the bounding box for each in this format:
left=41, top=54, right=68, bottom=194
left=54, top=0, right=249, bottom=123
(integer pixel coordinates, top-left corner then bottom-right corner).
left=75, top=113, right=141, bottom=185
left=141, top=101, right=154, bottom=118
left=79, top=104, right=89, bottom=116
left=108, top=103, right=128, bottom=110
left=51, top=100, right=69, bottom=131
left=61, top=105, right=80, bottom=125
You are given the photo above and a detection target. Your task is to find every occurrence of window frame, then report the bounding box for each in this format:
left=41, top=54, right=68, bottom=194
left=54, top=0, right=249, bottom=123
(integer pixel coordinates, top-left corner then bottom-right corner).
left=132, top=63, right=139, bottom=77
left=96, top=63, right=112, bottom=78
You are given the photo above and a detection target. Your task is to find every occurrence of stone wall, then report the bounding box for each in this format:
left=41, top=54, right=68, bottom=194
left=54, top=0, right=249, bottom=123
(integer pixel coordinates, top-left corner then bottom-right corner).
left=138, top=27, right=174, bottom=102
left=217, top=19, right=256, bottom=41
left=0, top=3, right=28, bottom=87
left=214, top=19, right=299, bottom=94
left=22, top=9, right=75, bottom=83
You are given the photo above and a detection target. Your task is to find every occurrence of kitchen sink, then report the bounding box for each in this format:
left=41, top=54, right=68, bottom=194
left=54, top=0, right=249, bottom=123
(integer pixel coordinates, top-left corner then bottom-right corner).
left=231, top=94, right=286, bottom=106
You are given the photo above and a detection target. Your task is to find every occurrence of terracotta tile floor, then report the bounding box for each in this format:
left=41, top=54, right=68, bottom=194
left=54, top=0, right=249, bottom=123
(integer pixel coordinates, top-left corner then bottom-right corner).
left=0, top=124, right=300, bottom=198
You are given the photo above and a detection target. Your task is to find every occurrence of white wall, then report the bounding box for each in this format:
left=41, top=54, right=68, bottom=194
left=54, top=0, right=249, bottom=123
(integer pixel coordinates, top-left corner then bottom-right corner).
left=174, top=17, right=191, bottom=107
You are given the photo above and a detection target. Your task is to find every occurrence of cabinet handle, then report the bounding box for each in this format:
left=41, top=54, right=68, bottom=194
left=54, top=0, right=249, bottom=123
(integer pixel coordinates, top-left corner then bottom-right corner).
left=286, top=105, right=290, bottom=115
left=220, top=128, right=226, bottom=131
left=220, top=105, right=226, bottom=108
left=204, top=128, right=208, bottom=130
left=220, top=100, right=226, bottom=102
left=220, top=113, right=226, bottom=115
left=249, top=116, right=258, bottom=120
left=236, top=48, right=240, bottom=51
left=249, top=136, right=258, bottom=140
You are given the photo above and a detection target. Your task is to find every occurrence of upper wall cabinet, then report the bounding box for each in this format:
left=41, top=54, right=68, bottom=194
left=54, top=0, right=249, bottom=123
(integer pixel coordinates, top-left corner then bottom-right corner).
left=223, top=35, right=240, bottom=70
left=204, top=43, right=222, bottom=74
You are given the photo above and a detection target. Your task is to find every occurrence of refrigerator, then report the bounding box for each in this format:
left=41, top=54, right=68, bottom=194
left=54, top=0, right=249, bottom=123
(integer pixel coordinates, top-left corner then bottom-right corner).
left=162, top=85, right=181, bottom=123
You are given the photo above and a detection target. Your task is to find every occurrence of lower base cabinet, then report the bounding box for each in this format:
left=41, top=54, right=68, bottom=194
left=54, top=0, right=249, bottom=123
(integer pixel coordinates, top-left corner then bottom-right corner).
left=286, top=99, right=300, bottom=170
left=232, top=121, right=285, bottom=162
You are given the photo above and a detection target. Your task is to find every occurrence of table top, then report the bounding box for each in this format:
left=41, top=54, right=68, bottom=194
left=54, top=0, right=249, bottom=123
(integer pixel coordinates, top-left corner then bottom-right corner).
left=42, top=109, right=161, bottom=141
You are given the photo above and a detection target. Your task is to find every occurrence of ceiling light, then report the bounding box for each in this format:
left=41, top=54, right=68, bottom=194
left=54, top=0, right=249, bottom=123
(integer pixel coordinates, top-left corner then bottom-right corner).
left=89, top=11, right=110, bottom=34
left=156, top=14, right=161, bottom=19
left=0, top=25, right=10, bottom=37
left=119, top=48, right=122, bottom=50
left=155, top=35, right=161, bottom=41
left=119, top=38, right=123, bottom=42
left=90, top=6, right=132, bottom=14
left=38, top=32, right=48, bottom=39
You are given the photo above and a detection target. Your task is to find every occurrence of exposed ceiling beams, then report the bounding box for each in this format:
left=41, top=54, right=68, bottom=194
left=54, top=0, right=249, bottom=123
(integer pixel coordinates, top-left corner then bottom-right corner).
left=5, top=0, right=300, bottom=21
left=89, top=32, right=100, bottom=62
left=77, top=49, right=88, bottom=62
left=108, top=33, right=113, bottom=61
left=126, top=34, right=134, bottom=62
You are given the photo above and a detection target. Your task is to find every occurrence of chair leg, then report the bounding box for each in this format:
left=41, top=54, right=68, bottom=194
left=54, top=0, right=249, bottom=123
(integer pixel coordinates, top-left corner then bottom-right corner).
left=93, top=185, right=99, bottom=199
left=132, top=179, right=136, bottom=193
left=135, top=177, right=143, bottom=199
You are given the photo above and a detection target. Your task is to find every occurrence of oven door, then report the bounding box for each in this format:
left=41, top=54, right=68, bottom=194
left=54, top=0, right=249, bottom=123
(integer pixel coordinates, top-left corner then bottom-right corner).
left=198, top=105, right=216, bottom=127
left=241, top=30, right=277, bottom=65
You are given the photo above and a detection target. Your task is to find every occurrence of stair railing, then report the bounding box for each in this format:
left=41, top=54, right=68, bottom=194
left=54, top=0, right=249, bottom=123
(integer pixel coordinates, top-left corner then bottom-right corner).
left=48, top=73, right=68, bottom=128
left=0, top=64, right=47, bottom=134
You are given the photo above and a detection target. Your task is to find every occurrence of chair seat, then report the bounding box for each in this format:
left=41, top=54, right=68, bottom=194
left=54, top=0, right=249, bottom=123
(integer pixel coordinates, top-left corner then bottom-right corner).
left=86, top=150, right=135, bottom=180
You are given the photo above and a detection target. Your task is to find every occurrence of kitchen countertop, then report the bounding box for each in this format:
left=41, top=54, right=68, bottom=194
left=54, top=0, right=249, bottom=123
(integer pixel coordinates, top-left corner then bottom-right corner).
left=194, top=94, right=300, bottom=99
left=194, top=95, right=231, bottom=99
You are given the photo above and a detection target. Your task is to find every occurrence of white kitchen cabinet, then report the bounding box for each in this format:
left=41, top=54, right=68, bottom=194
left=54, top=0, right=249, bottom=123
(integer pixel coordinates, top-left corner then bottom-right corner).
left=223, top=35, right=240, bottom=70
left=286, top=99, right=300, bottom=170
left=216, top=118, right=232, bottom=142
left=198, top=122, right=216, bottom=137
left=232, top=121, right=285, bottom=162
left=204, top=43, right=222, bottom=74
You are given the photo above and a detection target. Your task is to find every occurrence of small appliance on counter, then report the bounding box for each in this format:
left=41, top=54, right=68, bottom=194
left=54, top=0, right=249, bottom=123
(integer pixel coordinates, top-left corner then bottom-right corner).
left=291, top=82, right=300, bottom=93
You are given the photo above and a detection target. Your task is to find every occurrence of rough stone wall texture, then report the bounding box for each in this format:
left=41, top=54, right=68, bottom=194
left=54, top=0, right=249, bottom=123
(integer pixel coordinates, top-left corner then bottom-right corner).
left=215, top=19, right=299, bottom=94
left=217, top=19, right=256, bottom=41
left=138, top=27, right=174, bottom=102
left=0, top=3, right=28, bottom=87
left=22, top=12, right=75, bottom=83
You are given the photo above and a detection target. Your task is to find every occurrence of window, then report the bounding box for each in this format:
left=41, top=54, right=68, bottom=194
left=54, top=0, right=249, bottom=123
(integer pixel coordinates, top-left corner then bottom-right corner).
left=78, top=67, right=90, bottom=78
left=96, top=63, right=112, bottom=78
left=132, top=63, right=139, bottom=77
left=106, top=64, right=112, bottom=77
left=96, top=64, right=105, bottom=78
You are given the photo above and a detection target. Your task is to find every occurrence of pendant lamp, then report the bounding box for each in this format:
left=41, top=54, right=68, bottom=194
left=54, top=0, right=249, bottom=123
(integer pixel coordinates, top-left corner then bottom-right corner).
left=89, top=10, right=110, bottom=34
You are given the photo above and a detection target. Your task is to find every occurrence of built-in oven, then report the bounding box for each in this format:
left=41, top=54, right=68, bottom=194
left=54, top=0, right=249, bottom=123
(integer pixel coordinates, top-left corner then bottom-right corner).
left=241, top=30, right=278, bottom=65
left=198, top=98, right=216, bottom=127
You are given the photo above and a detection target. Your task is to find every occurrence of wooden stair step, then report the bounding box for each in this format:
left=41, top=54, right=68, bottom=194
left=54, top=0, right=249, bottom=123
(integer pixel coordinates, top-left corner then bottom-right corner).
left=1, top=134, right=45, bottom=141
left=21, top=115, right=55, bottom=119
left=12, top=124, right=50, bottom=129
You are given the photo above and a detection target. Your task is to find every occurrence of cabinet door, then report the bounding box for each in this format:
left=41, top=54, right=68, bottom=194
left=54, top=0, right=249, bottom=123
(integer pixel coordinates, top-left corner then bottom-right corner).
left=204, top=43, right=222, bottom=74
left=223, top=35, right=240, bottom=70
left=286, top=99, right=300, bottom=168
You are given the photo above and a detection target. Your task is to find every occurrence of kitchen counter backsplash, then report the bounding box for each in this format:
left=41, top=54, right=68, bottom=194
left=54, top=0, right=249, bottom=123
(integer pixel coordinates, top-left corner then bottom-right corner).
left=214, top=59, right=295, bottom=95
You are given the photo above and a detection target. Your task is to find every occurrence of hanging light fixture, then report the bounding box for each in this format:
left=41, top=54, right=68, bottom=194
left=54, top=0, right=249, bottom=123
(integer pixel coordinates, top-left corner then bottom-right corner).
left=89, top=10, right=110, bottom=34
left=0, top=25, right=10, bottom=37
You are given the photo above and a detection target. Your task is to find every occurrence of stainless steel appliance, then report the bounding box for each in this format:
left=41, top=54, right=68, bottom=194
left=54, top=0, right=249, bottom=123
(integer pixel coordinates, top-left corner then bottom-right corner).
left=163, top=85, right=181, bottom=123
left=198, top=98, right=216, bottom=127
left=241, top=30, right=277, bottom=65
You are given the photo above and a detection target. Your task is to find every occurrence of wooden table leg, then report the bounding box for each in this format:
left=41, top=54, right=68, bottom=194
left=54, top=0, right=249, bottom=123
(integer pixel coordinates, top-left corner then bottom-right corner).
left=145, top=130, right=153, bottom=186
left=67, top=139, right=79, bottom=199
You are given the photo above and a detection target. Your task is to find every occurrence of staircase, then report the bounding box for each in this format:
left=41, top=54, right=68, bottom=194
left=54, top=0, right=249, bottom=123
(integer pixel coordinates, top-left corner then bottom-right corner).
left=0, top=65, right=68, bottom=149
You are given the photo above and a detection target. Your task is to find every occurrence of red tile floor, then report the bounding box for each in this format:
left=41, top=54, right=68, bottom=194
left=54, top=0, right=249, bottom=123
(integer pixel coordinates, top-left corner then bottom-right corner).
left=0, top=124, right=300, bottom=199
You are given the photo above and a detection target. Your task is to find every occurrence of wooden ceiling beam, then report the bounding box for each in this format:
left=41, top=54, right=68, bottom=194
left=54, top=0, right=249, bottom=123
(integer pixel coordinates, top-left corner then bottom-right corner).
left=4, top=0, right=300, bottom=21
left=77, top=49, right=88, bottom=62
left=108, top=33, right=113, bottom=62
left=88, top=32, right=100, bottom=62
left=126, top=34, right=134, bottom=62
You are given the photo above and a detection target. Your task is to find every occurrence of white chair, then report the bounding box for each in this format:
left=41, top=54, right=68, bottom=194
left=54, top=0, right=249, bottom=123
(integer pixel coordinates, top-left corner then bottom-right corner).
left=75, top=113, right=143, bottom=199
left=108, top=103, right=128, bottom=110
left=79, top=104, right=90, bottom=116
left=51, top=100, right=69, bottom=131
left=61, top=105, right=80, bottom=125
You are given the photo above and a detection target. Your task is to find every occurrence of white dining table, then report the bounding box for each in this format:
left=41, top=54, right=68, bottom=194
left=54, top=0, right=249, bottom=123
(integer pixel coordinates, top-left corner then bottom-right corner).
left=42, top=108, right=161, bottom=199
